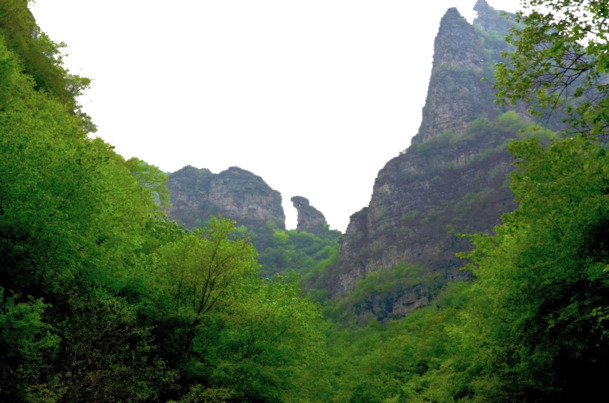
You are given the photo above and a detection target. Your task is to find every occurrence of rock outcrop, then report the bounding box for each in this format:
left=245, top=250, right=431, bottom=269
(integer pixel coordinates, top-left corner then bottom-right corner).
left=168, top=165, right=286, bottom=231
left=321, top=2, right=520, bottom=310
left=291, top=196, right=328, bottom=236
left=354, top=285, right=430, bottom=320
left=473, top=0, right=514, bottom=33
left=167, top=166, right=342, bottom=279
left=414, top=4, right=510, bottom=144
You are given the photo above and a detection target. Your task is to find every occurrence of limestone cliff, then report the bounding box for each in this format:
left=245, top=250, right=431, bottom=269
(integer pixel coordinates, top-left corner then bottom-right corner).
left=321, top=2, right=521, bottom=313
left=291, top=196, right=328, bottom=237
left=167, top=166, right=340, bottom=279
left=414, top=4, right=512, bottom=144
left=473, top=0, right=514, bottom=33
left=168, top=165, right=285, bottom=231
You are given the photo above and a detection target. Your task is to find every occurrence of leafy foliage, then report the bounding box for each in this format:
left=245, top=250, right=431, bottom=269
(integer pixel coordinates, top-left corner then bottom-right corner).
left=457, top=136, right=609, bottom=400
left=125, top=157, right=172, bottom=211
left=495, top=0, right=609, bottom=136
left=0, top=0, right=94, bottom=130
left=0, top=5, right=330, bottom=401
left=325, top=281, right=473, bottom=402
left=256, top=227, right=341, bottom=279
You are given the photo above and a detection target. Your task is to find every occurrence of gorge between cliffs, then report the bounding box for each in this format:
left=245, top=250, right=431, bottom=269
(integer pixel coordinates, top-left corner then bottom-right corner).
left=4, top=0, right=607, bottom=401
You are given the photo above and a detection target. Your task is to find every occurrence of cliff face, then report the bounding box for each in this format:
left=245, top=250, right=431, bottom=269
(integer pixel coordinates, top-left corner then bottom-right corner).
left=323, top=2, right=519, bottom=307
left=167, top=166, right=342, bottom=279
left=414, top=3, right=512, bottom=144
left=473, top=0, right=515, bottom=33
left=168, top=165, right=286, bottom=231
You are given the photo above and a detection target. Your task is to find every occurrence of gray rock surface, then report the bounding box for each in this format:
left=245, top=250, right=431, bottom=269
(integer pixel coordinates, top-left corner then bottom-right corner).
left=321, top=4, right=519, bottom=316
left=291, top=196, right=328, bottom=237
left=168, top=165, right=286, bottom=231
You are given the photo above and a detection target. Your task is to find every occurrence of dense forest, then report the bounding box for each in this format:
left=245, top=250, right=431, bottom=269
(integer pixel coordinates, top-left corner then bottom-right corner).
left=2, top=0, right=609, bottom=401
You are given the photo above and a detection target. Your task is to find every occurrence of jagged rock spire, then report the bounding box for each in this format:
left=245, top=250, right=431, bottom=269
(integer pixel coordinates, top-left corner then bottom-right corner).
left=474, top=0, right=515, bottom=33
left=413, top=7, right=490, bottom=144
left=324, top=1, right=518, bottom=304
left=291, top=196, right=328, bottom=236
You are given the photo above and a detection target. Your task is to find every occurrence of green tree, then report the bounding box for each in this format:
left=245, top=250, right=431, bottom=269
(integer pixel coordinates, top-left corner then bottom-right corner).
left=458, top=136, right=609, bottom=400
left=0, top=3, right=335, bottom=401
left=0, top=13, right=175, bottom=398
left=205, top=275, right=331, bottom=401
left=463, top=2, right=609, bottom=397
left=0, top=288, right=60, bottom=401
left=125, top=157, right=172, bottom=211
left=0, top=0, right=93, bottom=130
left=156, top=217, right=259, bottom=356
left=495, top=0, right=609, bottom=136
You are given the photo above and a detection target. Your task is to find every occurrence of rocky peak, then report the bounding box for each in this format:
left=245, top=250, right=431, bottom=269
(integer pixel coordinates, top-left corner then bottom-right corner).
left=319, top=3, right=520, bottom=314
left=413, top=7, right=496, bottom=144
left=168, top=165, right=285, bottom=230
left=291, top=196, right=328, bottom=236
left=433, top=8, right=484, bottom=69
left=474, top=0, right=514, bottom=34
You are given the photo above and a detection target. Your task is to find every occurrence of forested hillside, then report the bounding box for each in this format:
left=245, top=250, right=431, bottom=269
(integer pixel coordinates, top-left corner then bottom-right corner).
left=2, top=0, right=609, bottom=401
left=0, top=2, right=329, bottom=401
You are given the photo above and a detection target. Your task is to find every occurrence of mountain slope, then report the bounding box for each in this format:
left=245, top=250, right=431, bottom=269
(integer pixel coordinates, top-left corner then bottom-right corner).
left=319, top=2, right=530, bottom=314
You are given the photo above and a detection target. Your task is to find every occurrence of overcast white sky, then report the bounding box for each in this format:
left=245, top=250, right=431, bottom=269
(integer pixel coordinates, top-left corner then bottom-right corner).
left=31, top=0, right=521, bottom=232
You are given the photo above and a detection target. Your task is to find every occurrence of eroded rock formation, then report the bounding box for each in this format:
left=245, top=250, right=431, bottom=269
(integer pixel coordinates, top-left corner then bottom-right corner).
left=321, top=2, right=519, bottom=314
left=168, top=165, right=286, bottom=231
left=291, top=196, right=328, bottom=237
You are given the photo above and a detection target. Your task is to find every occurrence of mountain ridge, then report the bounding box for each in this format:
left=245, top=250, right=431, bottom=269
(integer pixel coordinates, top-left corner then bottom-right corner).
left=314, top=1, right=525, bottom=318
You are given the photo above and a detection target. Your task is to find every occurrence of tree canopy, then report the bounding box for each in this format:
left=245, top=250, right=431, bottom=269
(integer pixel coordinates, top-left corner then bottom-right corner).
left=0, top=3, right=331, bottom=400
left=496, top=0, right=609, bottom=137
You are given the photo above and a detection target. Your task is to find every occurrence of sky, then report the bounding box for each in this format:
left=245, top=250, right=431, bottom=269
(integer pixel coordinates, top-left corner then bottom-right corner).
left=30, top=0, right=521, bottom=232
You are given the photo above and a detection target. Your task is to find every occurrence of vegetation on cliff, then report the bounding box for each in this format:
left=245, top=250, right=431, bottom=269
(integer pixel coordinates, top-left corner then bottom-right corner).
left=167, top=166, right=342, bottom=280
left=321, top=3, right=523, bottom=302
